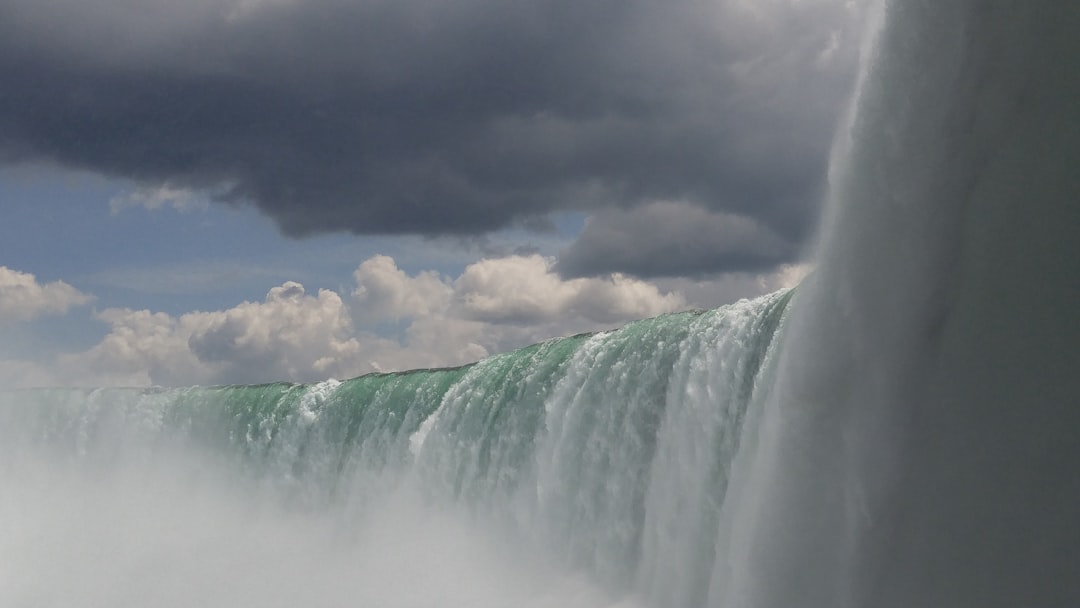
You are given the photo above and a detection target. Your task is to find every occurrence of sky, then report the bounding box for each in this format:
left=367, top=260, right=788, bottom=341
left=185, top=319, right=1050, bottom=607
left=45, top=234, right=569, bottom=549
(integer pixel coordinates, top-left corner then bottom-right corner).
left=0, top=0, right=867, bottom=388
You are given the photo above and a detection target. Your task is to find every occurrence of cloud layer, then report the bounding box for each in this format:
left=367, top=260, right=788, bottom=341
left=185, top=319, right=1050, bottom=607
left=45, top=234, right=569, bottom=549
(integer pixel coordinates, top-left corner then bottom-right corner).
left=0, top=266, right=93, bottom=323
left=4, top=255, right=704, bottom=387
left=63, top=282, right=367, bottom=386
left=0, top=254, right=814, bottom=388
left=557, top=201, right=797, bottom=278
left=0, top=0, right=865, bottom=276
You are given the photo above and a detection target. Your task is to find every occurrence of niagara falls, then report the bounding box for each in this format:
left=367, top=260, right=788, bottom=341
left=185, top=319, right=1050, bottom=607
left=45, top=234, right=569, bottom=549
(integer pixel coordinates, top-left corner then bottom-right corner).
left=1, top=0, right=1078, bottom=607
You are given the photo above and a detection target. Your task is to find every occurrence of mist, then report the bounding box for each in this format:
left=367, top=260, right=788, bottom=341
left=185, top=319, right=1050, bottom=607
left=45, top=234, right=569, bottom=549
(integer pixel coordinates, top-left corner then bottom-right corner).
left=1, top=433, right=638, bottom=608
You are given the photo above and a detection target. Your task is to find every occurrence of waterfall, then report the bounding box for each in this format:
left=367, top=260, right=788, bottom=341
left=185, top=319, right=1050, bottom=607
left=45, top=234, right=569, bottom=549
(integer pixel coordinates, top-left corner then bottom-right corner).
left=3, top=1, right=1078, bottom=606
left=715, top=1, right=1080, bottom=606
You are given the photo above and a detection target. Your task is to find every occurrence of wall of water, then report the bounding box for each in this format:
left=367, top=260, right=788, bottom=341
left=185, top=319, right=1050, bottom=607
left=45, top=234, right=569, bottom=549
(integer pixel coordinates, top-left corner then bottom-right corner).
left=716, top=1, right=1080, bottom=607
left=0, top=290, right=792, bottom=608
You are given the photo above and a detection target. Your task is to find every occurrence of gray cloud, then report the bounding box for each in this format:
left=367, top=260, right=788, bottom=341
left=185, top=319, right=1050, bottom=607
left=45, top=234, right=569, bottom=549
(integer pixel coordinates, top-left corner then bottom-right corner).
left=0, top=0, right=864, bottom=272
left=556, top=201, right=797, bottom=278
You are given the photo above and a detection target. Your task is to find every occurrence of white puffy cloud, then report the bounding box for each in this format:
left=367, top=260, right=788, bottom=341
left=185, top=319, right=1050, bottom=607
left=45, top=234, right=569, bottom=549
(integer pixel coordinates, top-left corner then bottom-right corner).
left=454, top=256, right=579, bottom=324
left=59, top=308, right=203, bottom=387
left=20, top=255, right=704, bottom=387
left=454, top=255, right=686, bottom=324
left=352, top=255, right=453, bottom=323
left=58, top=282, right=370, bottom=386
left=351, top=255, right=686, bottom=373
left=0, top=266, right=93, bottom=324
left=185, top=282, right=369, bottom=384
left=567, top=273, right=691, bottom=324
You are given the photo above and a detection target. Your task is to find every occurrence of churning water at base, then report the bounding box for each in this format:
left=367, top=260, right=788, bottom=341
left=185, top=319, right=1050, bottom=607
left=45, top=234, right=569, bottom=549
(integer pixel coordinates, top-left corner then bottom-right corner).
left=4, top=1, right=1080, bottom=606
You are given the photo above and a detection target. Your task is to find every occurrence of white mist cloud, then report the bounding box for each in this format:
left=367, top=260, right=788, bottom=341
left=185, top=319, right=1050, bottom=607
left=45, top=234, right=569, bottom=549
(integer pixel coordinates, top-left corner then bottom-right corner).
left=0, top=359, right=56, bottom=388
left=0, top=266, right=93, bottom=324
left=0, top=449, right=642, bottom=608
left=762, top=262, right=814, bottom=290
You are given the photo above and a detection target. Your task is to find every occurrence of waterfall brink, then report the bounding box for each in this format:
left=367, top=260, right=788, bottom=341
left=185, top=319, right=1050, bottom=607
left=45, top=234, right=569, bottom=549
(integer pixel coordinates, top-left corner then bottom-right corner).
left=3, top=2, right=1079, bottom=607
left=1, top=292, right=793, bottom=608
left=716, top=1, right=1080, bottom=607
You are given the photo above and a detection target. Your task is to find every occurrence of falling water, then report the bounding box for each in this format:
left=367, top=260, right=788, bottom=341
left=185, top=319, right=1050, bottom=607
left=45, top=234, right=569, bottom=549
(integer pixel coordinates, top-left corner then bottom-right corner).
left=0, top=292, right=792, bottom=607
left=715, top=1, right=1080, bottom=607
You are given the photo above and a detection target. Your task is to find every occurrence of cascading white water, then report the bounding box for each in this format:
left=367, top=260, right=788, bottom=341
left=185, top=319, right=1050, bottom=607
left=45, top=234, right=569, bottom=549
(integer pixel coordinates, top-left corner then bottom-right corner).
left=0, top=293, right=791, bottom=608
left=714, top=1, right=1080, bottom=606
left=636, top=299, right=784, bottom=608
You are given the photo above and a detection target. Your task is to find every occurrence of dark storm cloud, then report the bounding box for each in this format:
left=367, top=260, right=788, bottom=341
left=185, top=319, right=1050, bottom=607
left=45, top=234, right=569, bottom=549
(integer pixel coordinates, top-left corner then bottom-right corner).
left=556, top=202, right=796, bottom=278
left=0, top=0, right=863, bottom=272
